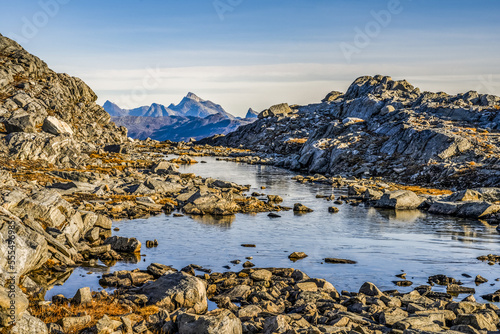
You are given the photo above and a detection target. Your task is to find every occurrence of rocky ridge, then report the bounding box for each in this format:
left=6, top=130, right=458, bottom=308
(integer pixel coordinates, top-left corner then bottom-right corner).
left=201, top=75, right=500, bottom=190
left=0, top=33, right=127, bottom=167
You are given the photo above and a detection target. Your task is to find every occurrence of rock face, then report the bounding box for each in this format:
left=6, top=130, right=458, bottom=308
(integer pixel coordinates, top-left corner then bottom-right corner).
left=136, top=271, right=208, bottom=313
left=202, top=75, right=500, bottom=189
left=0, top=33, right=127, bottom=166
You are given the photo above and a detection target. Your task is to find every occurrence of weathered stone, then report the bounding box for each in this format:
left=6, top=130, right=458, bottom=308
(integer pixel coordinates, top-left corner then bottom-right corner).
left=359, top=282, right=384, bottom=296
left=103, top=236, right=141, bottom=253
left=177, top=309, right=242, bottom=334
left=250, top=269, right=272, bottom=281
left=42, top=116, right=73, bottom=136
left=454, top=310, right=499, bottom=331
left=58, top=315, right=92, bottom=332
left=375, top=190, right=424, bottom=210
left=94, top=314, right=122, bottom=334
left=72, top=287, right=92, bottom=306
left=136, top=271, right=207, bottom=313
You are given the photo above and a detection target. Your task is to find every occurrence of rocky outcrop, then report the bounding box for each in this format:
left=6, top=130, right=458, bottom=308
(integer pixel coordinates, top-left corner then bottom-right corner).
left=202, top=75, right=500, bottom=189
left=0, top=33, right=127, bottom=166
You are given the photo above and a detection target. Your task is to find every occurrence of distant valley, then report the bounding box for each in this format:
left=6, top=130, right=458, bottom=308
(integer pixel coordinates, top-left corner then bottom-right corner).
left=104, top=93, right=257, bottom=141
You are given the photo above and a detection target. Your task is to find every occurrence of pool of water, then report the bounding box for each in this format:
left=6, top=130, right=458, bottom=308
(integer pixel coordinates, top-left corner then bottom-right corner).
left=45, top=157, right=500, bottom=302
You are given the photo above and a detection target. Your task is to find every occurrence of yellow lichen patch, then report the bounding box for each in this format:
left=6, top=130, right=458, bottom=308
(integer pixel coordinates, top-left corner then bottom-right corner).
left=157, top=198, right=178, bottom=206
left=395, top=185, right=453, bottom=196
left=285, top=138, right=308, bottom=144
left=28, top=298, right=131, bottom=334
left=135, top=305, right=160, bottom=318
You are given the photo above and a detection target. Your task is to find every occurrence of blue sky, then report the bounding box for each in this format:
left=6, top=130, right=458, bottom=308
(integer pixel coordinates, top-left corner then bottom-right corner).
left=1, top=0, right=499, bottom=116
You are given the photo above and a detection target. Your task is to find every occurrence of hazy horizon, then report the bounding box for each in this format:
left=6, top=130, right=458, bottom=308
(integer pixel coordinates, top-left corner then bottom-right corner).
left=1, top=0, right=499, bottom=117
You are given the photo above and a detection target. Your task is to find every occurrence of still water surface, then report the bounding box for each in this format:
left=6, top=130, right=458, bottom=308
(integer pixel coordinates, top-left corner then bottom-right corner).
left=47, top=157, right=500, bottom=301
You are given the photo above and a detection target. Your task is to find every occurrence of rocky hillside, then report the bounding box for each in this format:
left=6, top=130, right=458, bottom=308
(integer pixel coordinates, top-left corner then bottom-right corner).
left=0, top=34, right=127, bottom=166
left=202, top=75, right=500, bottom=189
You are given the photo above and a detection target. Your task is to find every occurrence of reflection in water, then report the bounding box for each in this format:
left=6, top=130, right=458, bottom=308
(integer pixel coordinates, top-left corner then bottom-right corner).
left=189, top=214, right=235, bottom=227
left=45, top=156, right=500, bottom=302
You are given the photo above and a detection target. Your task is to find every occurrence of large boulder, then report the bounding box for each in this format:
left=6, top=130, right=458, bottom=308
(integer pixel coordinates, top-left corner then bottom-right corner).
left=103, top=236, right=141, bottom=253
left=258, top=103, right=293, bottom=118
left=375, top=190, right=424, bottom=210
left=42, top=116, right=74, bottom=136
left=177, top=309, right=242, bottom=334
left=136, top=271, right=207, bottom=313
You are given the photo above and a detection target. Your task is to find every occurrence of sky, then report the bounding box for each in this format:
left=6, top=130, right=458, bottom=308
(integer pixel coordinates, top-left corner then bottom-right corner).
left=0, top=0, right=499, bottom=117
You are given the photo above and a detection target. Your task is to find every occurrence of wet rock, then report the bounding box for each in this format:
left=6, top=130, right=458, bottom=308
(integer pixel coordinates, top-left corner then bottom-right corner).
left=428, top=274, right=456, bottom=285
left=393, top=280, right=413, bottom=287
left=136, top=271, right=207, bottom=313
left=177, top=309, right=242, bottom=334
left=241, top=244, right=256, bottom=248
left=481, top=289, right=500, bottom=302
left=266, top=195, right=283, bottom=203
left=324, top=258, right=357, bottom=264
left=328, top=206, right=339, bottom=213
left=474, top=275, right=488, bottom=284
left=267, top=213, right=281, bottom=218
left=375, top=190, right=424, bottom=210
left=103, top=236, right=141, bottom=253
left=288, top=252, right=308, bottom=260
left=293, top=203, right=313, bottom=212
left=242, top=261, right=255, bottom=268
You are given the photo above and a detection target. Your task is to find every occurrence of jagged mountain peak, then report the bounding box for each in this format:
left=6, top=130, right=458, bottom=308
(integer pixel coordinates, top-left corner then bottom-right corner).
left=185, top=92, right=203, bottom=102
left=245, top=108, right=259, bottom=118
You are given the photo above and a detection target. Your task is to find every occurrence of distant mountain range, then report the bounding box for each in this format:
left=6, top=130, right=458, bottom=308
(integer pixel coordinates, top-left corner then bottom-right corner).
left=104, top=92, right=234, bottom=119
left=104, top=93, right=257, bottom=142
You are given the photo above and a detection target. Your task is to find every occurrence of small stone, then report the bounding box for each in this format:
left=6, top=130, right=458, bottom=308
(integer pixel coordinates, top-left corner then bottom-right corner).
left=241, top=244, right=256, bottom=248
left=243, top=261, right=255, bottom=268
left=475, top=275, right=488, bottom=284
left=328, top=206, right=339, bottom=213
left=288, top=252, right=308, bottom=260
left=393, top=280, right=413, bottom=287
left=324, top=258, right=357, bottom=264
left=293, top=203, right=313, bottom=212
